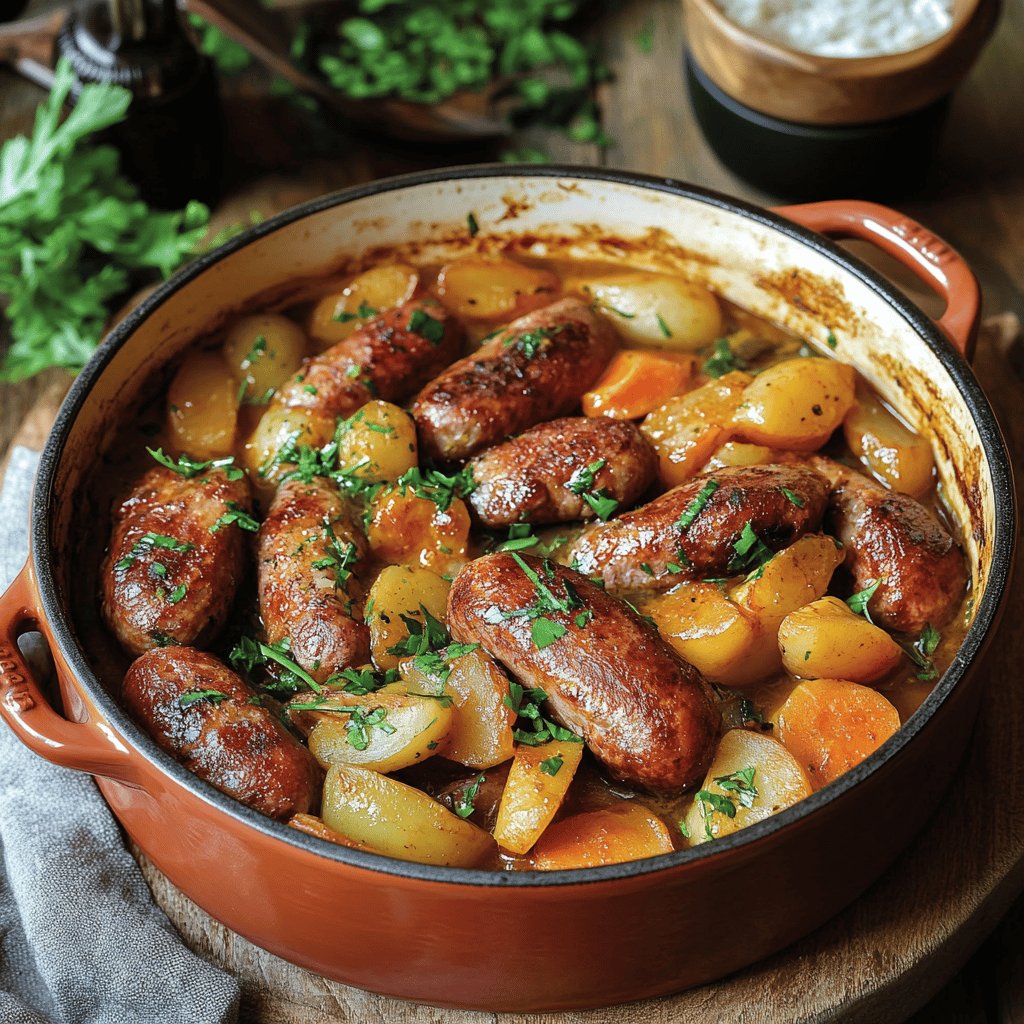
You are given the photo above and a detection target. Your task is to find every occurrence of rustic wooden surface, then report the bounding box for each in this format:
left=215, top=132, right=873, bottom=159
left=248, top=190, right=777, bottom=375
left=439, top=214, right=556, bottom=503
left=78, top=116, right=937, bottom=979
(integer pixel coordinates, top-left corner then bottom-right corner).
left=2, top=0, right=1024, bottom=1020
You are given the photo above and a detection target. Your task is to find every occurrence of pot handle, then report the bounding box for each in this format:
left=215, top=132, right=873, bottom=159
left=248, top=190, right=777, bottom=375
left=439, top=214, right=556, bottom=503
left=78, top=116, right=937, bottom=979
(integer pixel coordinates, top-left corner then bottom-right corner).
left=0, top=562, right=137, bottom=783
left=772, top=200, right=981, bottom=360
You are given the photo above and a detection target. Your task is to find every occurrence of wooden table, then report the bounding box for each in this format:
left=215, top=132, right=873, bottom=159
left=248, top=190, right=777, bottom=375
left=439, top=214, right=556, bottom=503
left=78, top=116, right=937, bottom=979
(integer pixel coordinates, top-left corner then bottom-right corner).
left=2, top=1, right=1024, bottom=1020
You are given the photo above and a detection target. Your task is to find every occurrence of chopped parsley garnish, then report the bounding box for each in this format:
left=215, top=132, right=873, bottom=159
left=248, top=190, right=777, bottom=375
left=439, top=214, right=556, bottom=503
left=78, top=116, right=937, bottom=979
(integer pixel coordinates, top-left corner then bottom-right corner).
left=394, top=465, right=475, bottom=513
left=779, top=487, right=805, bottom=508
left=566, top=458, right=618, bottom=521
left=147, top=447, right=244, bottom=480
left=677, top=480, right=719, bottom=531
left=846, top=578, right=883, bottom=623
left=210, top=501, right=259, bottom=533
left=582, top=490, right=619, bottom=521
left=166, top=584, right=187, bottom=605
left=656, top=312, right=672, bottom=338
left=239, top=385, right=276, bottom=406
left=288, top=698, right=396, bottom=750
left=568, top=459, right=606, bottom=496
left=303, top=384, right=318, bottom=395
left=386, top=605, right=450, bottom=659
left=503, top=681, right=583, bottom=746
left=826, top=330, right=838, bottom=350
left=454, top=773, right=486, bottom=818
left=594, top=299, right=635, bottom=319
left=344, top=363, right=363, bottom=378
left=695, top=766, right=758, bottom=840
left=702, top=338, right=745, bottom=379
left=334, top=300, right=379, bottom=324
left=114, top=531, right=195, bottom=571
left=467, top=211, right=480, bottom=237
left=178, top=689, right=228, bottom=707
left=727, top=523, right=774, bottom=577
left=311, top=517, right=359, bottom=591
left=531, top=617, right=567, bottom=649
left=408, top=308, right=445, bottom=344
left=503, top=323, right=565, bottom=359
left=678, top=819, right=691, bottom=839
left=539, top=755, right=564, bottom=776
left=640, top=562, right=654, bottom=576
left=908, top=623, right=941, bottom=681
left=322, top=666, right=395, bottom=696
left=229, top=635, right=322, bottom=695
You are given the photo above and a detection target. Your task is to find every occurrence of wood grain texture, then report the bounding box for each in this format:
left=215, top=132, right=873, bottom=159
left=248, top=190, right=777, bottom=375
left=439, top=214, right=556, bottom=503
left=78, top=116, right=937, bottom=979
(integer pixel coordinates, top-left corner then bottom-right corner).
left=3, top=0, right=1024, bottom=1018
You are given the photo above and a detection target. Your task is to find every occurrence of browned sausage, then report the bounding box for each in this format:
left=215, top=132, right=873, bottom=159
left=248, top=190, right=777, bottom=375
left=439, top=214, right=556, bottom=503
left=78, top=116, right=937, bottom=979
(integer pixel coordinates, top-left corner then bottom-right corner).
left=122, top=646, right=321, bottom=820
left=258, top=478, right=370, bottom=683
left=101, top=465, right=251, bottom=657
left=810, top=456, right=967, bottom=634
left=274, top=299, right=464, bottom=419
left=411, top=298, right=619, bottom=462
left=467, top=417, right=657, bottom=527
left=566, top=464, right=830, bottom=591
left=447, top=553, right=719, bottom=791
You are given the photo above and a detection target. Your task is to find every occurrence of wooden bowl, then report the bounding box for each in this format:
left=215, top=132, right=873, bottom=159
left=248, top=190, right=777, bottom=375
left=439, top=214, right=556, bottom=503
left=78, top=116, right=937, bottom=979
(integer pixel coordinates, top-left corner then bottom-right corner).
left=684, top=0, right=1000, bottom=125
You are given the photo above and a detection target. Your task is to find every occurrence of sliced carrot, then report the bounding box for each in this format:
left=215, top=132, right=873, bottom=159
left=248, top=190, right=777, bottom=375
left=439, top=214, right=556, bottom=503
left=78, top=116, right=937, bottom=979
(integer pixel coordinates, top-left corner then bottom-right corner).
left=582, top=350, right=695, bottom=420
left=530, top=802, right=674, bottom=870
left=773, top=679, right=900, bottom=789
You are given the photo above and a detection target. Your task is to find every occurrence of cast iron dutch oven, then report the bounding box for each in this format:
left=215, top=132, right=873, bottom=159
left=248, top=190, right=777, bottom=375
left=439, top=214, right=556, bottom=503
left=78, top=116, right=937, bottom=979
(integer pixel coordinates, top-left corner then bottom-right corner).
left=0, top=167, right=1013, bottom=1011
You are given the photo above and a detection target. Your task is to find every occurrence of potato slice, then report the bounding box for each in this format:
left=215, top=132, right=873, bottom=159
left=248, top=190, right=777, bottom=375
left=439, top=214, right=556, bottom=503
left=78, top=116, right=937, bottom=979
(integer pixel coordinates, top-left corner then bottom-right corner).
left=167, top=351, right=239, bottom=459
left=705, top=441, right=779, bottom=470
left=435, top=256, right=559, bottom=320
left=732, top=357, right=855, bottom=450
left=243, top=404, right=335, bottom=502
left=321, top=764, right=495, bottom=867
left=288, top=812, right=369, bottom=850
left=401, top=647, right=516, bottom=769
left=289, top=688, right=452, bottom=773
left=641, top=371, right=752, bottom=486
left=366, top=489, right=470, bottom=574
left=684, top=728, right=813, bottom=843
left=222, top=313, right=308, bottom=400
left=531, top=802, right=674, bottom=870
left=335, top=400, right=418, bottom=483
left=570, top=272, right=722, bottom=349
left=495, top=740, right=584, bottom=854
left=773, top=678, right=901, bottom=788
left=779, top=596, right=904, bottom=684
left=844, top=390, right=935, bottom=496
left=307, top=264, right=419, bottom=348
left=366, top=565, right=451, bottom=671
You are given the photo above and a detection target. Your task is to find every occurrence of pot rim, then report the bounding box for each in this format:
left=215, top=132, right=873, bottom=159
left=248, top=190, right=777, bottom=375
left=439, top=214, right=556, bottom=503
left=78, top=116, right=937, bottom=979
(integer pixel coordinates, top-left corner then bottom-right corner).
left=32, top=164, right=1015, bottom=889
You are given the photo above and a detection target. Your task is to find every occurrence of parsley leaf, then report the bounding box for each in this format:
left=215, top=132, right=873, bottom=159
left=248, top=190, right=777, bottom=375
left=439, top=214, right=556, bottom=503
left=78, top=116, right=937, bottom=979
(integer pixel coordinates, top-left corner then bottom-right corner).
left=148, top=447, right=244, bottom=480
left=229, top=635, right=323, bottom=695
left=408, top=308, right=445, bottom=344
left=702, top=338, right=745, bottom=379
left=846, top=578, right=883, bottom=622
left=454, top=773, right=486, bottom=818
left=677, top=480, right=718, bottom=530
left=727, top=523, right=774, bottom=577
left=779, top=487, right=805, bottom=508
left=210, top=501, right=259, bottom=533
left=178, top=689, right=229, bottom=707
left=539, top=755, right=564, bottom=776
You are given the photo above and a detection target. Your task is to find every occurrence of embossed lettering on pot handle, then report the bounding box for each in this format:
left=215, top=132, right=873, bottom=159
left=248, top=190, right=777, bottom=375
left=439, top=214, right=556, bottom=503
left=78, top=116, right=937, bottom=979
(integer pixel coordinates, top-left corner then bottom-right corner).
left=773, top=200, right=981, bottom=361
left=0, top=562, right=136, bottom=782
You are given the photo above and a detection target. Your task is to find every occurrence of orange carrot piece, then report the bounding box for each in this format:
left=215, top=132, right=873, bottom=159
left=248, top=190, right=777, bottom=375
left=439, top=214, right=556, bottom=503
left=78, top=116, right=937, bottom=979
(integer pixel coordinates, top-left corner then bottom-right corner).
left=530, top=803, right=674, bottom=870
left=582, top=350, right=694, bottom=420
left=774, top=679, right=900, bottom=789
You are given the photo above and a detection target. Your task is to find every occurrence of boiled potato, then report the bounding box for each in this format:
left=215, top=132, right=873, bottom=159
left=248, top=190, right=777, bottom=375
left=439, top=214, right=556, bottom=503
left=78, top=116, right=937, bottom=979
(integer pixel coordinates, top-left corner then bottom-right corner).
left=366, top=489, right=470, bottom=574
left=706, top=441, right=779, bottom=470
left=297, top=687, right=452, bottom=773
left=732, top=357, right=855, bottom=450
left=222, top=313, right=307, bottom=401
left=773, top=678, right=900, bottom=788
left=495, top=739, right=584, bottom=855
left=167, top=350, right=239, bottom=458
left=779, top=596, right=903, bottom=684
left=366, top=565, right=451, bottom=671
left=435, top=256, right=559, bottom=320
left=641, top=371, right=752, bottom=486
left=401, top=646, right=516, bottom=769
left=243, top=404, right=335, bottom=499
left=321, top=764, right=494, bottom=867
left=335, top=401, right=418, bottom=483
left=531, top=802, right=674, bottom=870
left=569, top=272, right=722, bottom=349
left=307, top=263, right=419, bottom=348
left=844, top=390, right=935, bottom=496
left=683, top=728, right=813, bottom=843
left=642, top=582, right=763, bottom=687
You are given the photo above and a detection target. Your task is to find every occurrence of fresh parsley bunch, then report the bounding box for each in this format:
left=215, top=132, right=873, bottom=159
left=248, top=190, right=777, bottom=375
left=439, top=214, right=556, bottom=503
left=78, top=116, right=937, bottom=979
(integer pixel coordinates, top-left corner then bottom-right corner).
left=0, top=59, right=212, bottom=382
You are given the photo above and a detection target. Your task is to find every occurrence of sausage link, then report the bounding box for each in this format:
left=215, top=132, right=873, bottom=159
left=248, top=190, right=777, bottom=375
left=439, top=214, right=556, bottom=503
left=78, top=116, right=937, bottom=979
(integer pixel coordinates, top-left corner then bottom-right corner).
left=810, top=456, right=967, bottom=633
left=411, top=298, right=619, bottom=462
left=258, top=478, right=370, bottom=683
left=467, top=416, right=657, bottom=527
left=447, top=553, right=719, bottom=791
left=274, top=299, right=464, bottom=419
left=566, top=464, right=829, bottom=591
left=122, top=647, right=322, bottom=820
left=101, top=466, right=252, bottom=657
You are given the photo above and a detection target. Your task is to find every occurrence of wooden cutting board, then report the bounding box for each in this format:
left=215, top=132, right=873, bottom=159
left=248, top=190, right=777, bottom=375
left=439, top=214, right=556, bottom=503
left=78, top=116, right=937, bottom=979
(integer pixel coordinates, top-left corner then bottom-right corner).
left=6, top=317, right=1023, bottom=1024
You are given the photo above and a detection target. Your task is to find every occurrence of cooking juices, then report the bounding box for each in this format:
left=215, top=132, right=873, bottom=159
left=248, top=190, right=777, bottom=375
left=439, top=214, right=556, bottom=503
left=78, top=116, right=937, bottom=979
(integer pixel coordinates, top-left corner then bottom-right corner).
left=96, top=252, right=970, bottom=870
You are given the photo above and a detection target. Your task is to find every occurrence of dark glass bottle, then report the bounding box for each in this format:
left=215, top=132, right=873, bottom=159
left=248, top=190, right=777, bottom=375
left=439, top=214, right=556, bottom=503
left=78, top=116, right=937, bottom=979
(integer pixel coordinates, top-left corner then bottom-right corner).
left=55, top=0, right=224, bottom=209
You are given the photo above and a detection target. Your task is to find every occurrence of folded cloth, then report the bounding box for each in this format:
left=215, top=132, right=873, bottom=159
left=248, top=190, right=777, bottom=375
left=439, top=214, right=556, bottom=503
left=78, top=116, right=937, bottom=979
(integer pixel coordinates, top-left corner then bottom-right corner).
left=0, top=446, right=240, bottom=1024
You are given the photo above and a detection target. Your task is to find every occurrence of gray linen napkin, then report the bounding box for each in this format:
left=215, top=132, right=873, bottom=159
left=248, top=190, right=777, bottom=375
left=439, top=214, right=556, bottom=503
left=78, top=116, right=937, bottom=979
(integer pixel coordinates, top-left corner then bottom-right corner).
left=0, top=446, right=241, bottom=1024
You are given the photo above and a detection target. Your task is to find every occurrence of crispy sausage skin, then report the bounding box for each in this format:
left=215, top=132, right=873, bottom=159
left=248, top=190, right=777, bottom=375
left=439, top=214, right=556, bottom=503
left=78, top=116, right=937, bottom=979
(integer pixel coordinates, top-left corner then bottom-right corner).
left=101, top=466, right=251, bottom=658
left=411, top=298, right=619, bottom=462
left=447, top=554, right=719, bottom=791
left=811, top=457, right=967, bottom=633
left=566, top=464, right=829, bottom=591
left=123, top=647, right=321, bottom=819
left=274, top=299, right=463, bottom=419
left=467, top=416, right=657, bottom=527
left=258, top=478, right=370, bottom=684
